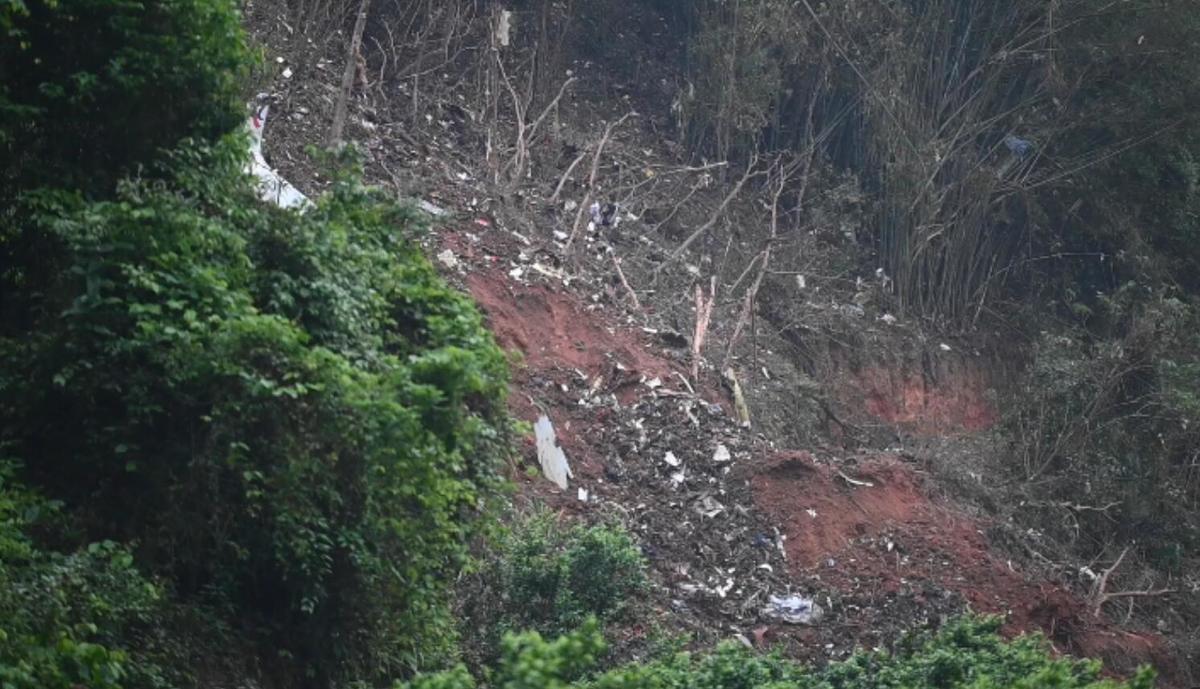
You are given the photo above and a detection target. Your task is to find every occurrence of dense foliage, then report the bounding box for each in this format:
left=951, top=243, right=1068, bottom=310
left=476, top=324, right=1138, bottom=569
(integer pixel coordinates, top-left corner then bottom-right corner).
left=403, top=617, right=1154, bottom=689
left=0, top=142, right=513, bottom=684
left=0, top=465, right=170, bottom=689
left=0, top=0, right=513, bottom=686
left=0, top=0, right=249, bottom=198
left=460, top=513, right=648, bottom=668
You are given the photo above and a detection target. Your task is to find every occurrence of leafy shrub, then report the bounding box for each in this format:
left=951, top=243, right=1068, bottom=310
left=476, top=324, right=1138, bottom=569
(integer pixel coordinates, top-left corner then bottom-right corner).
left=406, top=616, right=1154, bottom=689
left=0, top=0, right=250, bottom=198
left=0, top=140, right=513, bottom=685
left=0, top=463, right=170, bottom=689
left=462, top=512, right=647, bottom=666
left=397, top=620, right=607, bottom=689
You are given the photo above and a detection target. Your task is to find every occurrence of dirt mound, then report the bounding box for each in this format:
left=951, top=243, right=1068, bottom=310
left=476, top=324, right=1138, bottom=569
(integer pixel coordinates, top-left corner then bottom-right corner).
left=466, top=273, right=676, bottom=402
left=751, top=451, right=1176, bottom=679
left=854, top=365, right=996, bottom=433
left=829, top=347, right=1001, bottom=435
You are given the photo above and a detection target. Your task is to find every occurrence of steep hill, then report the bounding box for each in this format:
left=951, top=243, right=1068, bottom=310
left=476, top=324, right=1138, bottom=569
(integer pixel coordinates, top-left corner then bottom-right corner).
left=242, top=0, right=1198, bottom=683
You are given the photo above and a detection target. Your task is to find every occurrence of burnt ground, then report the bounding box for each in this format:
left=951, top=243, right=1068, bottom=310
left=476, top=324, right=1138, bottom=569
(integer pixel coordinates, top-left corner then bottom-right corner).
left=240, top=2, right=1193, bottom=684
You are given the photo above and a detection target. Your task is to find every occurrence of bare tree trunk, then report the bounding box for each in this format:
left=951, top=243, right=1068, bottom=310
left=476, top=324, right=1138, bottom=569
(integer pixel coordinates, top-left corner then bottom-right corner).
left=329, top=0, right=372, bottom=148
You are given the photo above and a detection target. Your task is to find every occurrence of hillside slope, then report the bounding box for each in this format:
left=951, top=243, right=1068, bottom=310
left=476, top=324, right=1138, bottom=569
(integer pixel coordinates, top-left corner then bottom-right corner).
left=242, top=0, right=1196, bottom=683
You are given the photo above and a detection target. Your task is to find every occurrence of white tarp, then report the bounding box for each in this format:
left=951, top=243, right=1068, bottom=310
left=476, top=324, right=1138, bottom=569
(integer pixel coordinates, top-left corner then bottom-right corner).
left=534, top=414, right=572, bottom=490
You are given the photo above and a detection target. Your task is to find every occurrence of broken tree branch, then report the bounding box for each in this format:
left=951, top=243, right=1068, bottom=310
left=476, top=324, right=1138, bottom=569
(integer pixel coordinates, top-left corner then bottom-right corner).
left=691, top=276, right=717, bottom=381
left=660, top=155, right=762, bottom=270
left=1089, top=548, right=1174, bottom=618
left=611, top=255, right=642, bottom=313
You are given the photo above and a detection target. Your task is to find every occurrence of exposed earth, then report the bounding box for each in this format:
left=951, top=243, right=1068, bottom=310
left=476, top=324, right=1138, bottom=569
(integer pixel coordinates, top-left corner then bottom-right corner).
left=438, top=224, right=1179, bottom=683
left=241, top=1, right=1190, bottom=682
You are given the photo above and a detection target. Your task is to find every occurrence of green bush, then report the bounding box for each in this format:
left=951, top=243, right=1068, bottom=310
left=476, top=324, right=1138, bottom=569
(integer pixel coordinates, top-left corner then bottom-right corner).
left=0, top=463, right=170, bottom=689
left=406, top=616, right=1154, bottom=689
left=0, top=0, right=250, bottom=198
left=462, top=512, right=647, bottom=666
left=0, top=141, right=513, bottom=684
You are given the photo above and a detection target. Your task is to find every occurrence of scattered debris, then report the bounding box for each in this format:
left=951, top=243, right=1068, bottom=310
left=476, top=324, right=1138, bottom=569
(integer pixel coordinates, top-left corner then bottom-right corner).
left=416, top=199, right=449, bottom=217
left=763, top=594, right=824, bottom=625
left=495, top=9, right=514, bottom=47
left=836, top=470, right=874, bottom=488
left=1004, top=134, right=1033, bottom=158
left=436, top=249, right=459, bottom=269
left=695, top=495, right=725, bottom=518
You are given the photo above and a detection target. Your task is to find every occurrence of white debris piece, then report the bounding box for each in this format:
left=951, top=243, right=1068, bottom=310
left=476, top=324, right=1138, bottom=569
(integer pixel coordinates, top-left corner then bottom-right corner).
left=282, top=67, right=293, bottom=79
left=664, top=451, right=682, bottom=467
left=939, top=342, right=952, bottom=352
left=796, top=274, right=807, bottom=289
left=879, top=313, right=897, bottom=325
left=577, top=487, right=589, bottom=502
left=712, top=444, right=732, bottom=464
left=534, top=415, right=572, bottom=490
left=695, top=495, right=725, bottom=518
left=763, top=594, right=824, bottom=625
left=436, top=249, right=459, bottom=270
left=246, top=98, right=311, bottom=211
left=496, top=9, right=513, bottom=47
left=669, top=469, right=686, bottom=488
left=416, top=199, right=449, bottom=217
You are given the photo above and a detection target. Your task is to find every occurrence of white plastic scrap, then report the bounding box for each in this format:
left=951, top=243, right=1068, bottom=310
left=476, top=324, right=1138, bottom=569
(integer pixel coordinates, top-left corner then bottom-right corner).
left=712, top=444, right=732, bottom=463
left=246, top=99, right=311, bottom=211
left=664, top=451, right=682, bottom=467
left=695, top=495, right=725, bottom=518
left=436, top=249, right=459, bottom=269
left=534, top=415, right=572, bottom=490
left=496, top=9, right=513, bottom=47
left=416, top=199, right=449, bottom=217
left=762, top=595, right=824, bottom=625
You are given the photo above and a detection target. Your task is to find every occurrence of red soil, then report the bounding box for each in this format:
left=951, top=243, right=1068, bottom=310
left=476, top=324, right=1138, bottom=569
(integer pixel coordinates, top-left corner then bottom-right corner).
left=453, top=243, right=687, bottom=480
left=751, top=451, right=1175, bottom=679
left=443, top=229, right=1176, bottom=683
left=466, top=272, right=676, bottom=399
left=855, top=365, right=997, bottom=433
